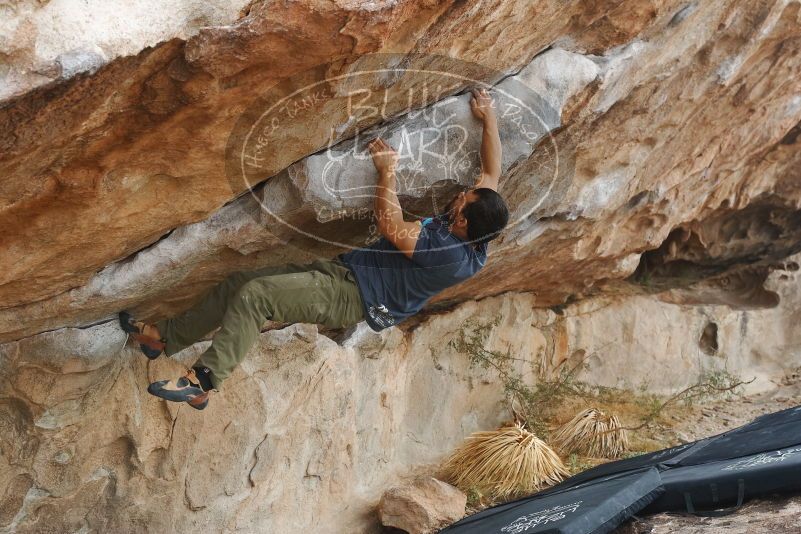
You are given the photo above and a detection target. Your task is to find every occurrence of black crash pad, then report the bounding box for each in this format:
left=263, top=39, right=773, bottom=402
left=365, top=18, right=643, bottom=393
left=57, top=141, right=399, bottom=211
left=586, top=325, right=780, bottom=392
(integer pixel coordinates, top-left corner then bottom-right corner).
left=438, top=404, right=801, bottom=533
left=439, top=468, right=663, bottom=534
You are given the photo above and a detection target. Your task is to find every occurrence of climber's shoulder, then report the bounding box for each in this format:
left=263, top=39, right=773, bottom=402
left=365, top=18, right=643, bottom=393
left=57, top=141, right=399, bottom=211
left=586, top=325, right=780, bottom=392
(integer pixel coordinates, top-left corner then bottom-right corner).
left=474, top=171, right=499, bottom=192
left=409, top=222, right=480, bottom=269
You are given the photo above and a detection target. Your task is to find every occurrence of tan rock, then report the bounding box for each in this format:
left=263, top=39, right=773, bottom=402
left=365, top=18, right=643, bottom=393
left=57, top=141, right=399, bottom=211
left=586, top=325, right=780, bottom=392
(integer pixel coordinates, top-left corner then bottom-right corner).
left=0, top=0, right=578, bottom=313
left=2, top=1, right=801, bottom=531
left=378, top=477, right=467, bottom=534
left=1, top=264, right=800, bottom=531
left=1, top=1, right=800, bottom=344
left=0, top=0, right=253, bottom=101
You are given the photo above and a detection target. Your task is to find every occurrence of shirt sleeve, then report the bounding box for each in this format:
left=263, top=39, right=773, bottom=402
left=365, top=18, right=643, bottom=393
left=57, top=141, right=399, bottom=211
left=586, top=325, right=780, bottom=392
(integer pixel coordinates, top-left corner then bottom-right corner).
left=411, top=222, right=465, bottom=268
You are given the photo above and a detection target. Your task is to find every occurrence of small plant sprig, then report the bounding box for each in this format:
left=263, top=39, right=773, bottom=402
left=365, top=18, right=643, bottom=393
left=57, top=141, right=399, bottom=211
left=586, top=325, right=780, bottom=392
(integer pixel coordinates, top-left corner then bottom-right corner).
left=447, top=316, right=597, bottom=436
left=447, top=317, right=752, bottom=438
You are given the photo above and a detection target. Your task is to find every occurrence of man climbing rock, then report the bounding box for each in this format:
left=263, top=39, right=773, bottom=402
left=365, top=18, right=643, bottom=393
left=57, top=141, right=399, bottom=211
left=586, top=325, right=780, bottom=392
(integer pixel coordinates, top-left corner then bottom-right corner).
left=119, top=88, right=509, bottom=410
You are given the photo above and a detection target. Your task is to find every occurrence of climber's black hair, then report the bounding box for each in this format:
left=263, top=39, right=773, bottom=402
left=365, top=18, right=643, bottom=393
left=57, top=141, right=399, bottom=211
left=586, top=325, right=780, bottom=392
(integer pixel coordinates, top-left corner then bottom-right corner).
left=463, top=188, right=509, bottom=245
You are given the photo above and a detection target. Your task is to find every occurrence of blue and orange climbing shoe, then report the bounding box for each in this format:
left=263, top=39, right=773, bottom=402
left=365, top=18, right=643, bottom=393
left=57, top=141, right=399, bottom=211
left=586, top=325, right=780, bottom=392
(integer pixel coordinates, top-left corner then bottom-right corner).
left=147, top=368, right=215, bottom=411
left=118, top=311, right=165, bottom=360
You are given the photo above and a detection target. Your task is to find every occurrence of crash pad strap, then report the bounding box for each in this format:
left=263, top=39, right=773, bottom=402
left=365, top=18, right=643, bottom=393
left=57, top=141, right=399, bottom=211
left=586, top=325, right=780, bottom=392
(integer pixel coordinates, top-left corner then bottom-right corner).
left=683, top=478, right=745, bottom=517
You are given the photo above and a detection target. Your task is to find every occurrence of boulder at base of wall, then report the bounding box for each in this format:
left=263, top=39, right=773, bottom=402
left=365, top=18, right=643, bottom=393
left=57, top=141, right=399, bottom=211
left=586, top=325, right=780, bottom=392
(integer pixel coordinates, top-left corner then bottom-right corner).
left=378, top=476, right=467, bottom=534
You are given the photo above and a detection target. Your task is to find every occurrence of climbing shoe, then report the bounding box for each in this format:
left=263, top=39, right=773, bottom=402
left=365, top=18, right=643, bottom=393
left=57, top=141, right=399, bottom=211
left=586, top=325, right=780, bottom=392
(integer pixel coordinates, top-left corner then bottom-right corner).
left=119, top=311, right=165, bottom=359
left=147, top=368, right=215, bottom=411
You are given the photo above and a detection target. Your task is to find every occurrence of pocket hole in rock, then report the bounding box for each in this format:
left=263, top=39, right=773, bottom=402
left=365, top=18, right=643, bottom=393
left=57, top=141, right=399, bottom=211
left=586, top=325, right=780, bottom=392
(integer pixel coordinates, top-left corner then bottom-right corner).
left=699, top=321, right=719, bottom=355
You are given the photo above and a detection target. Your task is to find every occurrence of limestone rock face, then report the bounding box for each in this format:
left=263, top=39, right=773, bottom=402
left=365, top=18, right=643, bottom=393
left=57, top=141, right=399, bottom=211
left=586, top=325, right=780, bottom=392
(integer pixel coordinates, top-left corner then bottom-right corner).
left=0, top=0, right=573, bottom=313
left=0, top=0, right=253, bottom=100
left=1, top=0, right=799, bottom=341
left=2, top=0, right=801, bottom=533
left=1, top=266, right=800, bottom=532
left=378, top=477, right=467, bottom=534
left=262, top=48, right=594, bottom=225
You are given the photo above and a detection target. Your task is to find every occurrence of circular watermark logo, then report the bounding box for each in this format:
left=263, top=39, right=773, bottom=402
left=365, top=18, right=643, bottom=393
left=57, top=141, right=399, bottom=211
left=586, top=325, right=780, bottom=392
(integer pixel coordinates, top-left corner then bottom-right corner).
left=225, top=53, right=567, bottom=256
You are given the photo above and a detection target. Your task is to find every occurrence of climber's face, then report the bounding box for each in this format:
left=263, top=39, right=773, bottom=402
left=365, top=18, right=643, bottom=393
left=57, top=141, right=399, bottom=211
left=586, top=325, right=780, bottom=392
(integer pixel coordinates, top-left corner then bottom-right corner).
left=444, top=188, right=479, bottom=228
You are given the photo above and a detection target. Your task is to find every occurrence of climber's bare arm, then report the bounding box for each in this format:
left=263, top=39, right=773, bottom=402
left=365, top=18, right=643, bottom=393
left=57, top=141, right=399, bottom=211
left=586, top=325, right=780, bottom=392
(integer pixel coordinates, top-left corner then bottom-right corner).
left=369, top=137, right=421, bottom=260
left=470, top=88, right=502, bottom=192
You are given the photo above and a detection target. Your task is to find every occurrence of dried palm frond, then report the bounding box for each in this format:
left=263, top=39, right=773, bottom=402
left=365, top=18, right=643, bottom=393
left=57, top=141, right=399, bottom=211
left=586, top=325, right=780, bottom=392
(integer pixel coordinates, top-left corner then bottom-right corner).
left=551, top=408, right=629, bottom=458
left=441, top=423, right=569, bottom=500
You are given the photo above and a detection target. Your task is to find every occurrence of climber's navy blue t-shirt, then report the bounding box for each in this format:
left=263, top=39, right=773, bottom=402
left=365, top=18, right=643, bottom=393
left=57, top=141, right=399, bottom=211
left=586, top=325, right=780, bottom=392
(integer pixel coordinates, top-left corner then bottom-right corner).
left=338, top=214, right=488, bottom=331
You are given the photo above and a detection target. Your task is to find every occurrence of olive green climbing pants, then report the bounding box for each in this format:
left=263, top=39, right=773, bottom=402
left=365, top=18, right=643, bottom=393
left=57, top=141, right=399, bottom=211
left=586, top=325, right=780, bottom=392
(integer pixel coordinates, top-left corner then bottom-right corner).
left=155, top=258, right=364, bottom=390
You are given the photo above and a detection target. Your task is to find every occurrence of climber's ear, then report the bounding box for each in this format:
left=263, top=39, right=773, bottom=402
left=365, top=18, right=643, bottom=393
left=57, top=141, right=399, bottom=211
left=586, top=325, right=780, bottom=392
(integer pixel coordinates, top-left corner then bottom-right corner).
left=453, top=212, right=468, bottom=229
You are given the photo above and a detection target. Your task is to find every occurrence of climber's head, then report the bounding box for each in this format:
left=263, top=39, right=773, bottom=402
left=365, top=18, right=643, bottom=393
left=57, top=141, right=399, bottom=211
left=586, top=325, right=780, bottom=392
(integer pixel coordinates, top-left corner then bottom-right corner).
left=444, top=187, right=509, bottom=245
